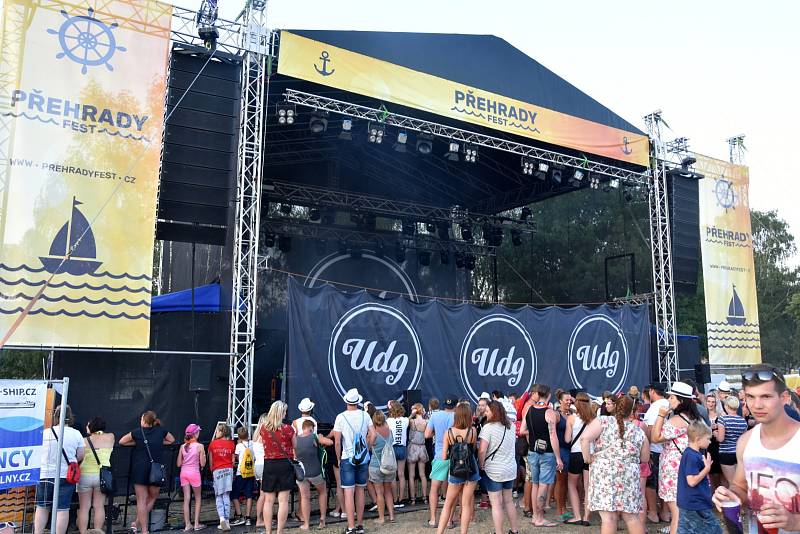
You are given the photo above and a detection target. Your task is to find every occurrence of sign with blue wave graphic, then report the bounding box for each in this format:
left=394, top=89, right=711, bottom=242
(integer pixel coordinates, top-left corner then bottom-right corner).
left=0, top=380, right=47, bottom=489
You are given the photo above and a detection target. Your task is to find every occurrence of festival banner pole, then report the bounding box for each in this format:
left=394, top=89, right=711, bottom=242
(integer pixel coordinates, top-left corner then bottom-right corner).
left=49, top=377, right=69, bottom=532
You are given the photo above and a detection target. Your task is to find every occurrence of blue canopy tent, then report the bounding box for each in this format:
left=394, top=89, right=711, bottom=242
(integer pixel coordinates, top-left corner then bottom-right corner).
left=151, top=282, right=221, bottom=313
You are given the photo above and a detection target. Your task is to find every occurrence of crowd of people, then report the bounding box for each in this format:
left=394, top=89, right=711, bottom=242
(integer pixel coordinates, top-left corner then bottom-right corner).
left=31, top=363, right=800, bottom=534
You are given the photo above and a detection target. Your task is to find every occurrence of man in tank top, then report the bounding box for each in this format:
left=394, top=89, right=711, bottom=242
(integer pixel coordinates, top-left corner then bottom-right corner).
left=712, top=364, right=800, bottom=533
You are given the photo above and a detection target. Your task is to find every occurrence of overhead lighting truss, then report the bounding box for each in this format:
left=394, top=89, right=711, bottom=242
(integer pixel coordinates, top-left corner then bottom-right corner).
left=283, top=89, right=649, bottom=185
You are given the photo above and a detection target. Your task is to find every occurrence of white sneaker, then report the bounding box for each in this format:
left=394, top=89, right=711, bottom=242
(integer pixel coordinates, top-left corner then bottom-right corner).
left=218, top=520, right=230, bottom=531
left=230, top=518, right=246, bottom=527
left=368, top=505, right=378, bottom=512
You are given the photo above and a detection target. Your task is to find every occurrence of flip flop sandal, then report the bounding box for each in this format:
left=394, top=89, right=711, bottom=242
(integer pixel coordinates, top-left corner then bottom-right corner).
left=564, top=519, right=583, bottom=525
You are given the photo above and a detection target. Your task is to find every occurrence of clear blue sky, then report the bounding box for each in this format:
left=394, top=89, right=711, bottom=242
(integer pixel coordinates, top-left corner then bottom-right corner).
left=176, top=0, right=800, bottom=261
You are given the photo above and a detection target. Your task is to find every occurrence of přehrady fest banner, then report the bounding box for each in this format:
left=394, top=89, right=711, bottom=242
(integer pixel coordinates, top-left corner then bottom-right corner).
left=0, top=381, right=47, bottom=490
left=285, top=278, right=651, bottom=423
left=696, top=154, right=762, bottom=365
left=0, top=1, right=171, bottom=347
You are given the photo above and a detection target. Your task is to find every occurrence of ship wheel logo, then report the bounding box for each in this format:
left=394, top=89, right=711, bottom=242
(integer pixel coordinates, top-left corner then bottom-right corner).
left=47, top=8, right=126, bottom=75
left=714, top=178, right=736, bottom=210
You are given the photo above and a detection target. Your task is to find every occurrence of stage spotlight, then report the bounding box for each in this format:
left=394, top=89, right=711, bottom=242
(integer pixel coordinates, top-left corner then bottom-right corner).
left=535, top=162, right=549, bottom=181
left=551, top=168, right=563, bottom=185
left=339, top=118, right=353, bottom=140
left=416, top=133, right=434, bottom=154
left=197, top=0, right=219, bottom=48
left=394, top=130, right=408, bottom=153
left=279, top=203, right=292, bottom=215
left=460, top=224, right=473, bottom=242
left=309, top=110, right=328, bottom=134
left=417, top=249, right=431, bottom=267
left=426, top=222, right=436, bottom=234
left=444, top=141, right=460, bottom=161
left=309, top=207, right=321, bottom=222
left=609, top=179, right=620, bottom=189
left=367, top=122, right=385, bottom=144
left=276, top=103, right=296, bottom=125
left=395, top=242, right=406, bottom=263
left=511, top=229, right=523, bottom=247
left=264, top=234, right=276, bottom=248
left=440, top=250, right=449, bottom=265
left=521, top=157, right=535, bottom=176
left=455, top=251, right=465, bottom=269
left=402, top=220, right=416, bottom=236
left=350, top=211, right=363, bottom=225
left=589, top=175, right=600, bottom=190
left=569, top=169, right=585, bottom=187
left=520, top=206, right=532, bottom=221
left=463, top=145, right=478, bottom=163
left=277, top=235, right=292, bottom=253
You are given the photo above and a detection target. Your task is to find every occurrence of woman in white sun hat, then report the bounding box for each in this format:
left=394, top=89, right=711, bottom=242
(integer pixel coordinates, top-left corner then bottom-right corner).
left=651, top=381, right=701, bottom=534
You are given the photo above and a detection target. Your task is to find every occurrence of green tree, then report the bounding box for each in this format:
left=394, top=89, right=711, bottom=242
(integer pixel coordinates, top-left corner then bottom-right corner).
left=0, top=349, right=46, bottom=379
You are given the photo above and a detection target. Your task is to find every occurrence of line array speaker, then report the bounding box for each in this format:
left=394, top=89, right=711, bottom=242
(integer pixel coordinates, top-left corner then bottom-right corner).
left=669, top=176, right=701, bottom=295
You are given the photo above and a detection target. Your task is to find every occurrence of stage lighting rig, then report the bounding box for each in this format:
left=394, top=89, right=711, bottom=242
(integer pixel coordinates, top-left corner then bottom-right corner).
left=444, top=141, right=460, bottom=161
left=279, top=203, right=292, bottom=215
left=521, top=157, right=535, bottom=176
left=309, top=110, right=328, bottom=134
left=416, top=133, right=433, bottom=154
left=264, top=234, right=276, bottom=248
left=339, top=118, right=353, bottom=140
left=463, top=145, right=478, bottom=163
left=535, top=162, right=549, bottom=181
left=569, top=169, right=585, bottom=187
left=309, top=207, right=321, bottom=222
left=459, top=224, right=473, bottom=242
left=426, top=222, right=436, bottom=234
left=394, top=130, right=408, bottom=153
left=589, top=175, right=600, bottom=189
left=667, top=155, right=704, bottom=179
left=551, top=167, right=563, bottom=185
left=402, top=220, right=416, bottom=236
left=197, top=0, right=219, bottom=48
left=367, top=122, right=385, bottom=144
left=520, top=206, right=532, bottom=221
left=276, top=103, right=296, bottom=125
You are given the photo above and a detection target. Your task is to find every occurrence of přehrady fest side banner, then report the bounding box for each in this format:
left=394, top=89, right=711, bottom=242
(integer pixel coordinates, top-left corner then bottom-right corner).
left=695, top=154, right=762, bottom=365
left=0, top=381, right=47, bottom=490
left=0, top=1, right=171, bottom=347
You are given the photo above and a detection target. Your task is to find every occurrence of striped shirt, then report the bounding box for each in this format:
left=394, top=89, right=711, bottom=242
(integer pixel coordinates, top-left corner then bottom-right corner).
left=718, top=414, right=748, bottom=454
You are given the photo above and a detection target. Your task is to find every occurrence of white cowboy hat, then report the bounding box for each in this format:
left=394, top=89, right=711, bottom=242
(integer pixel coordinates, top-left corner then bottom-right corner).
left=343, top=388, right=363, bottom=405
left=667, top=381, right=696, bottom=399
left=479, top=392, right=491, bottom=400
left=298, top=398, right=315, bottom=413
left=717, top=380, right=732, bottom=393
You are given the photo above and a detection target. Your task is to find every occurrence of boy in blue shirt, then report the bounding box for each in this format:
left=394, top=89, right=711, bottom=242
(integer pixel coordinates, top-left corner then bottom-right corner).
left=677, top=420, right=723, bottom=534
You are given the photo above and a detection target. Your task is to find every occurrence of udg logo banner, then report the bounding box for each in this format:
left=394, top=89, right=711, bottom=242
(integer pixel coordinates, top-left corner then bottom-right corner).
left=459, top=314, right=536, bottom=402
left=567, top=314, right=630, bottom=397
left=328, top=303, right=423, bottom=410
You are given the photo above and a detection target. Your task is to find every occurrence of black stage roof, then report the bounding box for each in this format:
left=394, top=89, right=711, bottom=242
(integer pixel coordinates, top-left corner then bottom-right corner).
left=264, top=30, right=647, bottom=214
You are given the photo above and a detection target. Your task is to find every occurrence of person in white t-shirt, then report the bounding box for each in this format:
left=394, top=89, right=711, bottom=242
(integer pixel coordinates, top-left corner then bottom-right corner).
left=642, top=383, right=671, bottom=524
left=386, top=401, right=409, bottom=505
left=34, top=405, right=85, bottom=534
left=333, top=388, right=374, bottom=534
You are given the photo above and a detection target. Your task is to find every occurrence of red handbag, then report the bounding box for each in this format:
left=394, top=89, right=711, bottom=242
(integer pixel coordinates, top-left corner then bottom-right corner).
left=51, top=428, right=81, bottom=484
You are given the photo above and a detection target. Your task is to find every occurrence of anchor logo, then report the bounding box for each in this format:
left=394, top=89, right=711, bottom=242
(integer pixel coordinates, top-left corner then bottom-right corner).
left=314, top=51, right=335, bottom=76
left=621, top=136, right=632, bottom=155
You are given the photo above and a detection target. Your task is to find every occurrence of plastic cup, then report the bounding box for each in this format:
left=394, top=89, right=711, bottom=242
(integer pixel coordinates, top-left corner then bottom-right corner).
left=720, top=500, right=742, bottom=534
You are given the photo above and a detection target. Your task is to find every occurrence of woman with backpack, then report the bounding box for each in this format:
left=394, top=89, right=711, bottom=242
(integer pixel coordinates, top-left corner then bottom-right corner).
left=436, top=402, right=480, bottom=534
left=478, top=400, right=519, bottom=534
left=367, top=410, right=396, bottom=524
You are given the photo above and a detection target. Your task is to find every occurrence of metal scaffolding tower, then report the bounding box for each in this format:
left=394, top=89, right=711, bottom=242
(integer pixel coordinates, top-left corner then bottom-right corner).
left=227, top=3, right=269, bottom=430
left=644, top=111, right=679, bottom=385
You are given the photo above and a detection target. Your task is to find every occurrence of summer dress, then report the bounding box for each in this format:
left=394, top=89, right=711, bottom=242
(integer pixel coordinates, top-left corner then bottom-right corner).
left=658, top=416, right=689, bottom=502
left=587, top=416, right=645, bottom=514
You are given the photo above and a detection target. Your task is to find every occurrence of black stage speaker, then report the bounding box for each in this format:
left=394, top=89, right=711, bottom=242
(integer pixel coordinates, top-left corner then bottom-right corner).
left=402, top=389, right=422, bottom=415
left=669, top=176, right=701, bottom=295
left=157, top=48, right=241, bottom=246
left=189, top=359, right=212, bottom=392
left=695, top=363, right=711, bottom=386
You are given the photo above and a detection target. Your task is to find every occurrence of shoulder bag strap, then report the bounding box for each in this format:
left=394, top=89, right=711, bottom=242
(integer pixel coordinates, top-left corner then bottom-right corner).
left=487, top=426, right=506, bottom=461
left=140, top=427, right=155, bottom=463
left=50, top=427, right=71, bottom=464
left=570, top=419, right=588, bottom=448
left=87, top=435, right=101, bottom=465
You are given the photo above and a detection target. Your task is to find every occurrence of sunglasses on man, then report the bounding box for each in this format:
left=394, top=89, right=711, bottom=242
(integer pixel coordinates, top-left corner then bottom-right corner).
left=741, top=367, right=785, bottom=384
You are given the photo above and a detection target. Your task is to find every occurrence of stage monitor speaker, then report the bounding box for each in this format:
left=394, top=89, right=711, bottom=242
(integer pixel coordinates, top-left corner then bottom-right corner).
left=402, top=389, right=422, bottom=415
left=189, top=359, right=212, bottom=392
left=157, top=49, right=241, bottom=246
left=669, top=176, right=701, bottom=295
left=695, top=363, right=711, bottom=386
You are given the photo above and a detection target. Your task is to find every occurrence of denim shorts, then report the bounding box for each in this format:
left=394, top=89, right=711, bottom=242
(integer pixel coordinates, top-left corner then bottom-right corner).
left=527, top=452, right=556, bottom=485
left=393, top=445, right=407, bottom=461
left=447, top=456, right=480, bottom=485
left=35, top=479, right=75, bottom=511
left=484, top=477, right=514, bottom=492
left=678, top=508, right=722, bottom=534
left=339, top=460, right=368, bottom=488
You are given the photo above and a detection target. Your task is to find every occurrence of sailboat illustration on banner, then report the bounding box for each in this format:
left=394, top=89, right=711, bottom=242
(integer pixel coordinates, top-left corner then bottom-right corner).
left=726, top=284, right=746, bottom=326
left=39, top=196, right=102, bottom=275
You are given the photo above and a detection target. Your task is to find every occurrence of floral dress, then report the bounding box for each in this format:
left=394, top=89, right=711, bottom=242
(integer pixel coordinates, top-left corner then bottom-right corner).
left=658, top=417, right=689, bottom=502
left=587, top=416, right=645, bottom=514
